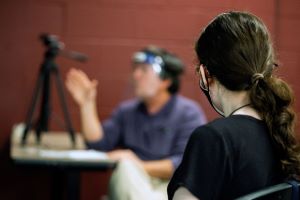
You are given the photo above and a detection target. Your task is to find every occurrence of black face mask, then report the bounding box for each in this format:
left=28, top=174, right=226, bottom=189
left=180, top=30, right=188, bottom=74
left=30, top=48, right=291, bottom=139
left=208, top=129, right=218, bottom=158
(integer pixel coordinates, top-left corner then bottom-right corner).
left=198, top=72, right=225, bottom=117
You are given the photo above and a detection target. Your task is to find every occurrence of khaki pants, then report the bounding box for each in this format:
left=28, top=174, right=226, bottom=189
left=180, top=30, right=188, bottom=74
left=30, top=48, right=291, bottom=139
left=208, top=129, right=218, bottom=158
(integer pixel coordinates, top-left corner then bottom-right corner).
left=108, top=159, right=168, bottom=200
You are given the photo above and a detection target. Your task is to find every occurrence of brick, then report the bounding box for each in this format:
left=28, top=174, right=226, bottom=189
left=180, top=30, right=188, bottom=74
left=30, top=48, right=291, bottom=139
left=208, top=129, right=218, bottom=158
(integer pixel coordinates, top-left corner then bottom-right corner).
left=0, top=2, right=63, bottom=44
left=279, top=0, right=300, bottom=18
left=277, top=18, right=300, bottom=49
left=275, top=50, right=300, bottom=119
left=66, top=5, right=136, bottom=38
left=277, top=50, right=300, bottom=86
left=233, top=0, right=275, bottom=12
left=99, top=0, right=167, bottom=5
left=159, top=44, right=199, bottom=76
left=169, top=0, right=233, bottom=8
left=61, top=0, right=166, bottom=5
left=135, top=9, right=213, bottom=40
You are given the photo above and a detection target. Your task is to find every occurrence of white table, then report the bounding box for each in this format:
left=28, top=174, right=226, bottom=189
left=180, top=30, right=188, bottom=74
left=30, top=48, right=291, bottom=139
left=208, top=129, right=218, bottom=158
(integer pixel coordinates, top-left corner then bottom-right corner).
left=10, top=123, right=116, bottom=200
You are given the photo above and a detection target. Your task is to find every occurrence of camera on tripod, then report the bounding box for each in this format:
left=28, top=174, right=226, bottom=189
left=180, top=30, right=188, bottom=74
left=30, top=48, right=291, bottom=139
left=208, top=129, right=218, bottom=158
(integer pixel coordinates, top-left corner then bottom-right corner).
left=21, top=33, right=88, bottom=147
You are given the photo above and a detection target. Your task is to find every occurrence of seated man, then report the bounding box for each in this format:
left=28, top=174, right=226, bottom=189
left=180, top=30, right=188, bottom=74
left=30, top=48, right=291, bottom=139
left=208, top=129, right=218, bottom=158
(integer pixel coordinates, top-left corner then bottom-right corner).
left=65, top=45, right=206, bottom=200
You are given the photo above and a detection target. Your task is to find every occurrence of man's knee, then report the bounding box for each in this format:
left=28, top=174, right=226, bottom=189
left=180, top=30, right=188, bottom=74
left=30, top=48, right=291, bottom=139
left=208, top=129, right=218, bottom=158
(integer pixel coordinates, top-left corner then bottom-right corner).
left=109, top=159, right=144, bottom=200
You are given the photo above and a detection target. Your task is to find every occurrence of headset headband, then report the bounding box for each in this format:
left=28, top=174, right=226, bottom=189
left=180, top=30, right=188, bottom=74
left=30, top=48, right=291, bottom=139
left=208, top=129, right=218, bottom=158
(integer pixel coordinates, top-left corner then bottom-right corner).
left=132, top=52, right=164, bottom=74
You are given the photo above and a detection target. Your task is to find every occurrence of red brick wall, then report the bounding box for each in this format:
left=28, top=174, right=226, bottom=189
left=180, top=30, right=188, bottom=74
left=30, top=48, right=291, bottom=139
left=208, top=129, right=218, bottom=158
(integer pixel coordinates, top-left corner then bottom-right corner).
left=277, top=0, right=300, bottom=116
left=0, top=0, right=299, bottom=199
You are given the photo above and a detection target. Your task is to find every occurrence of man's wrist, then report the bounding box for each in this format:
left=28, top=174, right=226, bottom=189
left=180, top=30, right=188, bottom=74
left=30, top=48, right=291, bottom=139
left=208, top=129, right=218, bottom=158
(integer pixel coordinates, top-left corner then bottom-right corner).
left=80, top=100, right=97, bottom=113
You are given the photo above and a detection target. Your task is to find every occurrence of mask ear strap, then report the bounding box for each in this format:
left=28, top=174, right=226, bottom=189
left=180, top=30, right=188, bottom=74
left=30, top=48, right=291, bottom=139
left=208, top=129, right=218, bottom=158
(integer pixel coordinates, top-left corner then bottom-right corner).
left=199, top=65, right=225, bottom=117
left=200, top=83, right=225, bottom=117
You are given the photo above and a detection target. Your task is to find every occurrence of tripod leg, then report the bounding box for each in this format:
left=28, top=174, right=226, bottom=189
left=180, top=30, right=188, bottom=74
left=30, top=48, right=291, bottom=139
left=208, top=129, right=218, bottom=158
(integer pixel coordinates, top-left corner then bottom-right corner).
left=53, top=67, right=76, bottom=147
left=36, top=66, right=51, bottom=144
left=22, top=70, right=45, bottom=145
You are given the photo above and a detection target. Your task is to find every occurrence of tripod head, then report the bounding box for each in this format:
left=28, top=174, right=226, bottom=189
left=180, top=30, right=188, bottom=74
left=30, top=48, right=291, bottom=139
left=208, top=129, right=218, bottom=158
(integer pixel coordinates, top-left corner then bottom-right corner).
left=40, top=33, right=88, bottom=63
left=40, top=34, right=62, bottom=49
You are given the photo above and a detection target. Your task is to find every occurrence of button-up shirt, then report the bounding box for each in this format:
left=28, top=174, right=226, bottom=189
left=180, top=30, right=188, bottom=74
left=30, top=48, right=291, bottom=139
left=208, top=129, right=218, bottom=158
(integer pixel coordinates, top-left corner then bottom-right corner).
left=86, top=95, right=206, bottom=168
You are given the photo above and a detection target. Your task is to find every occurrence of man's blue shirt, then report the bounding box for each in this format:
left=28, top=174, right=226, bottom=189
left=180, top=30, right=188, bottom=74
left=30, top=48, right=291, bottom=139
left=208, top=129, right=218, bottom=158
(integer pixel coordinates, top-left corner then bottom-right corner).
left=86, top=95, right=206, bottom=168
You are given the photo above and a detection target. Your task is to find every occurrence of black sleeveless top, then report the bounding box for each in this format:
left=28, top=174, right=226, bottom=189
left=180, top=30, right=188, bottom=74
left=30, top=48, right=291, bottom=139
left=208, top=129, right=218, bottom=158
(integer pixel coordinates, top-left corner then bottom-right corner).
left=168, top=115, right=284, bottom=200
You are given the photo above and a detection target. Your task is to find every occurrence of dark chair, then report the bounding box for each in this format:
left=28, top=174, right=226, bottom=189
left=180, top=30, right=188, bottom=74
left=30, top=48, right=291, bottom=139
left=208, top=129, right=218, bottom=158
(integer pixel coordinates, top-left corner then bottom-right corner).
left=235, top=181, right=300, bottom=200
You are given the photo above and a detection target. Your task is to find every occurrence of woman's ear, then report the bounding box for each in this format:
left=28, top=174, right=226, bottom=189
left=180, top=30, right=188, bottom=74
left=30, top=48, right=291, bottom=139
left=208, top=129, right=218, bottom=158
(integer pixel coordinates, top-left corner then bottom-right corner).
left=202, top=65, right=215, bottom=87
left=200, top=64, right=215, bottom=89
left=207, top=74, right=214, bottom=86
left=199, top=65, right=207, bottom=87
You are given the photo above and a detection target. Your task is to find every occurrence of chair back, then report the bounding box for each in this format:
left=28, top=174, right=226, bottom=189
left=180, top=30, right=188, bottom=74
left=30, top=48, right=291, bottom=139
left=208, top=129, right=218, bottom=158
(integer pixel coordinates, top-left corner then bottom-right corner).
left=235, top=181, right=300, bottom=200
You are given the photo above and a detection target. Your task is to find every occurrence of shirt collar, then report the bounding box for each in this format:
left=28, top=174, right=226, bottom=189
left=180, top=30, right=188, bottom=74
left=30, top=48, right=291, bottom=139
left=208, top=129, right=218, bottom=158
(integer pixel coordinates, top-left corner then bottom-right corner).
left=138, top=95, right=177, bottom=116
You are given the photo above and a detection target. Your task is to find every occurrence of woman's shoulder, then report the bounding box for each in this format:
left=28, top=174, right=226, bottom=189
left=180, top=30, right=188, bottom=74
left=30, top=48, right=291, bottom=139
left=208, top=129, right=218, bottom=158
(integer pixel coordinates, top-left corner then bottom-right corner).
left=188, top=123, right=225, bottom=148
left=190, top=115, right=266, bottom=145
left=210, top=114, right=262, bottom=126
left=206, top=115, right=264, bottom=132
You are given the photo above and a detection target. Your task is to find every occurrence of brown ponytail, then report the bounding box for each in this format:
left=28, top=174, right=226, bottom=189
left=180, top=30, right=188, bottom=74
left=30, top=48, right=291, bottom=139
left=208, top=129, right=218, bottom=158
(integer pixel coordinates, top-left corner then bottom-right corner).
left=250, top=76, right=300, bottom=179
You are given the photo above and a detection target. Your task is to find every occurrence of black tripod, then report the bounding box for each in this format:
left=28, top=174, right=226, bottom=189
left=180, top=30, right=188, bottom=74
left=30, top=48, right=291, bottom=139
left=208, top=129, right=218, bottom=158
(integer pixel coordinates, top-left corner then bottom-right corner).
left=21, top=34, right=86, bottom=146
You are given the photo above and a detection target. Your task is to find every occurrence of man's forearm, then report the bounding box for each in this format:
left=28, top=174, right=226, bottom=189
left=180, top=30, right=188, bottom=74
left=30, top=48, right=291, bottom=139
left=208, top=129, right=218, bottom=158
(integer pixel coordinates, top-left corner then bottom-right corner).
left=143, top=159, right=174, bottom=179
left=80, top=101, right=103, bottom=142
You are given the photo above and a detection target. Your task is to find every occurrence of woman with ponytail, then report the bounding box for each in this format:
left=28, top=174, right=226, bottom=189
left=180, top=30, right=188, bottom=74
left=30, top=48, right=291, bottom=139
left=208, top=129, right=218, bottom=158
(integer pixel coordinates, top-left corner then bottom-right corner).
left=168, top=11, right=300, bottom=200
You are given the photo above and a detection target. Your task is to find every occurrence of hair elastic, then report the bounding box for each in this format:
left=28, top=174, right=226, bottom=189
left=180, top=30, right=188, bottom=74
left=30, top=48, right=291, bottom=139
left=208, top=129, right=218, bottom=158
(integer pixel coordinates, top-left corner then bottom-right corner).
left=251, top=73, right=264, bottom=84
